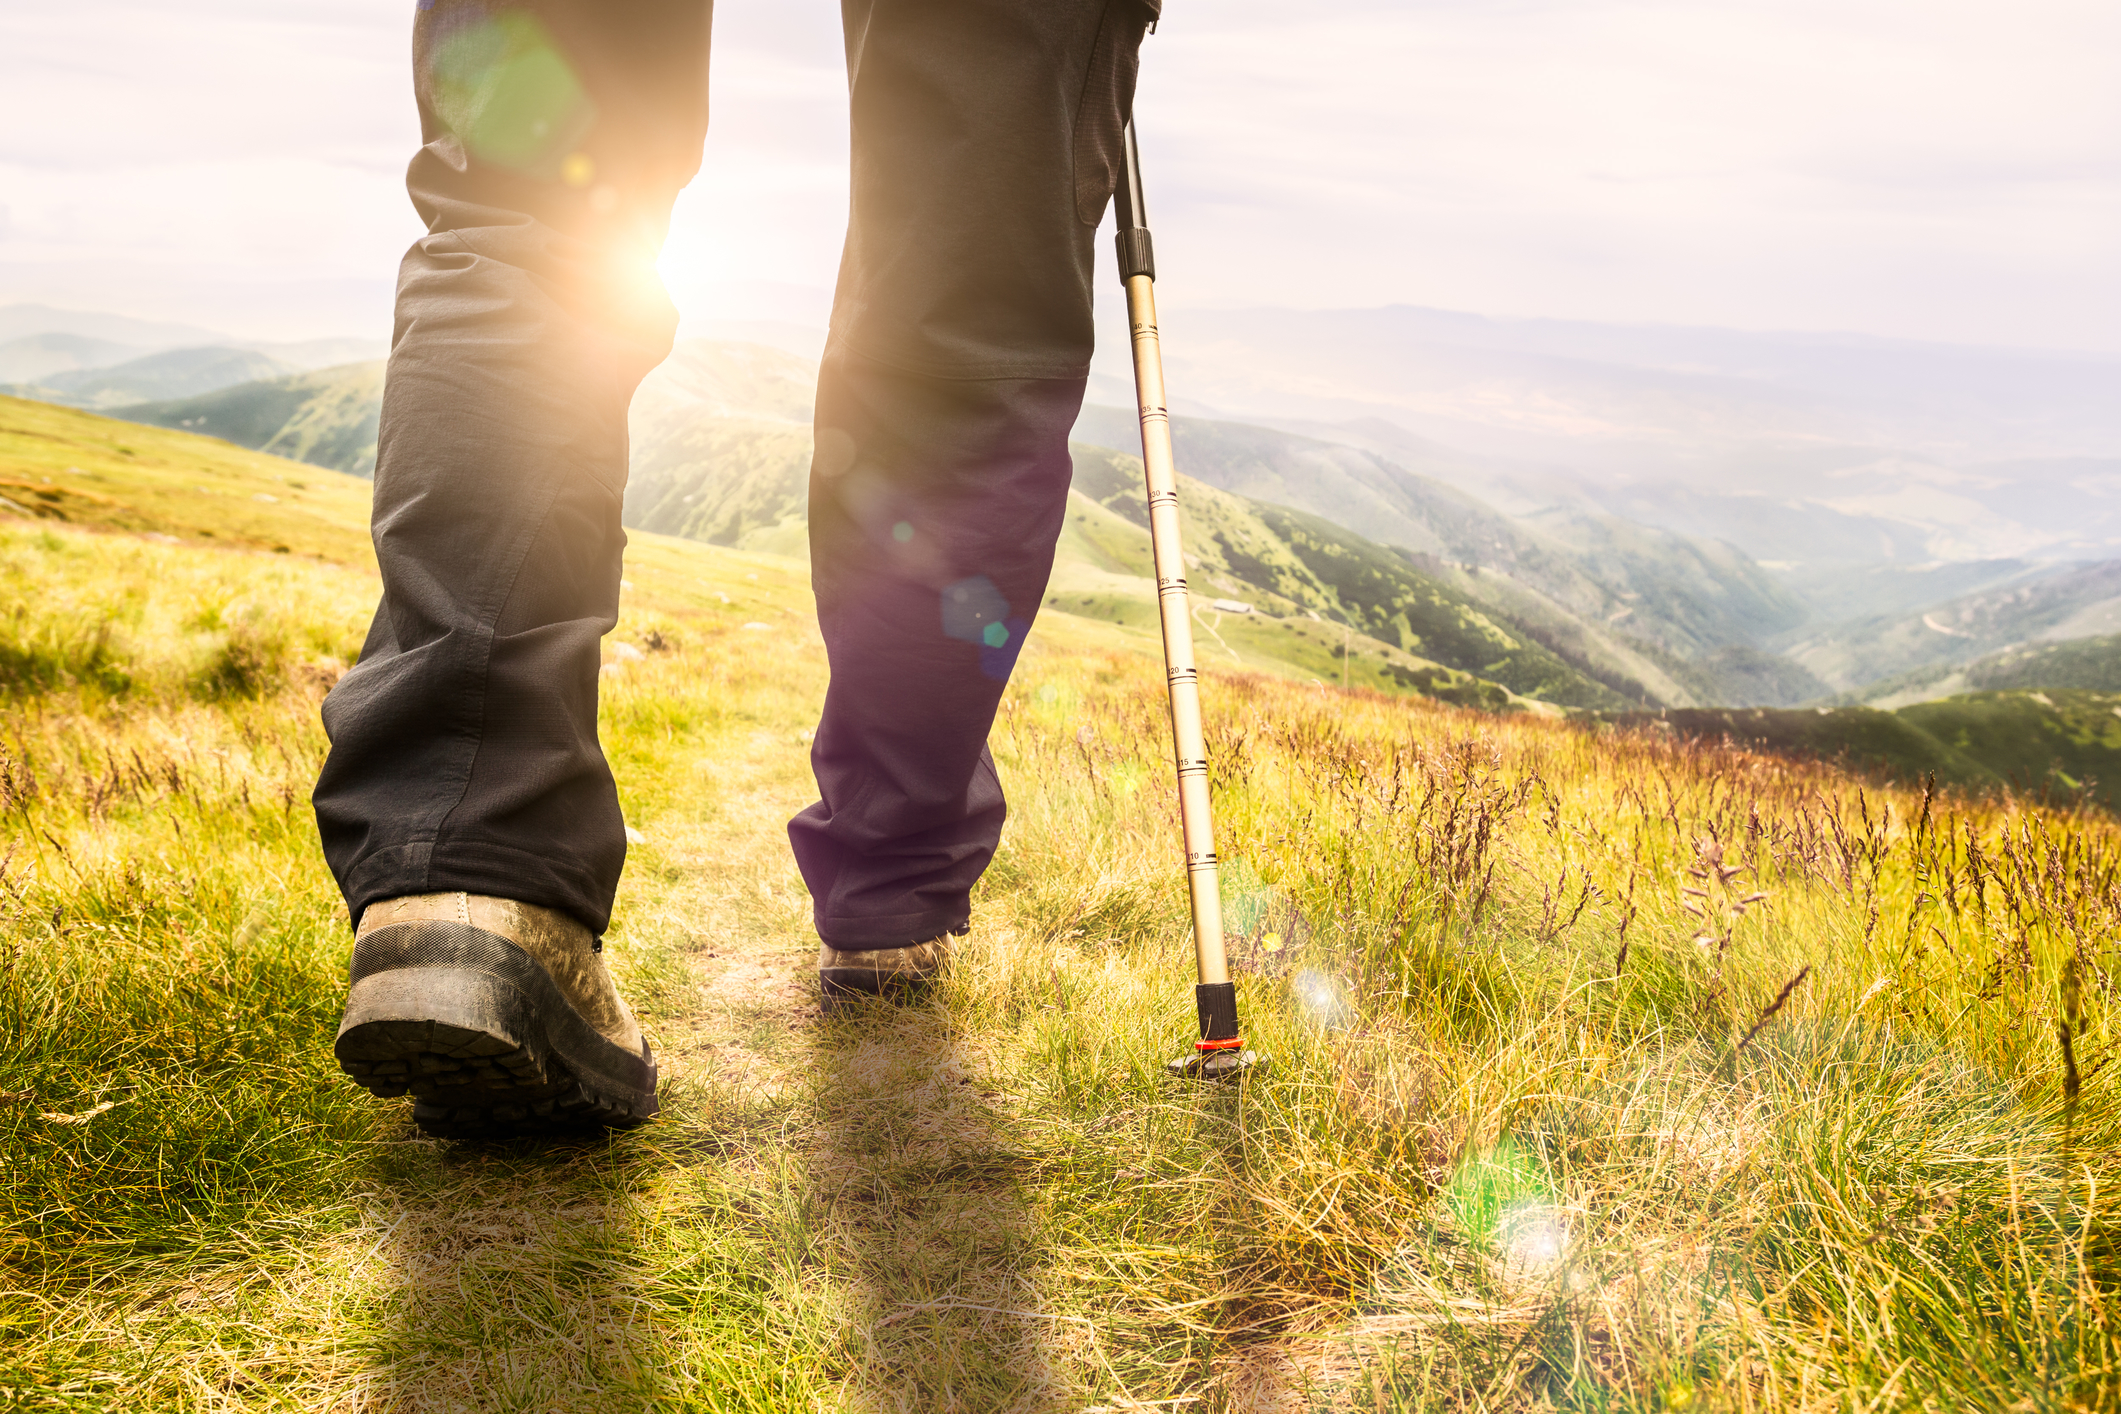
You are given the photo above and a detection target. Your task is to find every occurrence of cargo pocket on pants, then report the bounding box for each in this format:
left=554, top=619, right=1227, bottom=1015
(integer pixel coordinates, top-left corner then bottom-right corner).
left=1073, top=0, right=1158, bottom=227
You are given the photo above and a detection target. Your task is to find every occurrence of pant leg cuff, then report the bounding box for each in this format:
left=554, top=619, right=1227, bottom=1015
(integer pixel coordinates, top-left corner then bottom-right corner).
left=814, top=906, right=973, bottom=950
left=338, top=840, right=616, bottom=935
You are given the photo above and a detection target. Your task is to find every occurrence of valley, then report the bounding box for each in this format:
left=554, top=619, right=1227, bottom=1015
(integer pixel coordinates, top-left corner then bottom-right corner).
left=5, top=299, right=2119, bottom=805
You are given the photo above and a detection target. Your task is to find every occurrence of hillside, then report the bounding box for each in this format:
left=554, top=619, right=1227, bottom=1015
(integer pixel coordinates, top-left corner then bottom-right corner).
left=4, top=345, right=299, bottom=410
left=3, top=401, right=2116, bottom=1410
left=1062, top=442, right=1632, bottom=708
left=625, top=415, right=813, bottom=554
left=1068, top=402, right=1824, bottom=707
left=1835, top=628, right=2121, bottom=709
left=114, top=360, right=385, bottom=477
left=0, top=394, right=376, bottom=560
left=1785, top=556, right=2121, bottom=693
left=1965, top=633, right=2121, bottom=693
left=1070, top=403, right=1810, bottom=656
left=19, top=318, right=2119, bottom=715
left=1619, top=688, right=2121, bottom=810
left=627, top=389, right=1632, bottom=710
left=623, top=340, right=820, bottom=556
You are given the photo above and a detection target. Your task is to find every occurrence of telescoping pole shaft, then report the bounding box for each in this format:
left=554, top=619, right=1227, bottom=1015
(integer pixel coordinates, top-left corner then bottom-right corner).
left=1113, top=121, right=1246, bottom=1074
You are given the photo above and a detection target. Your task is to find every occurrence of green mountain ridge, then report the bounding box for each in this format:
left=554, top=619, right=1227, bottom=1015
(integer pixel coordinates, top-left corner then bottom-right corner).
left=1616, top=689, right=2121, bottom=811
left=1965, top=634, right=2121, bottom=693
left=1789, top=557, right=2121, bottom=694
left=1830, top=628, right=2121, bottom=709
left=1061, top=443, right=1631, bottom=708
left=113, top=360, right=385, bottom=477
left=625, top=415, right=813, bottom=555
left=4, top=345, right=299, bottom=410
left=25, top=332, right=2120, bottom=717
left=1069, top=401, right=1817, bottom=705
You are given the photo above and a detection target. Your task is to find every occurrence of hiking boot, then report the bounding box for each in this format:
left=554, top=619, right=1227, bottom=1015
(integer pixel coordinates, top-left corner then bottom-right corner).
left=817, top=927, right=964, bottom=1000
left=334, top=892, right=658, bottom=1138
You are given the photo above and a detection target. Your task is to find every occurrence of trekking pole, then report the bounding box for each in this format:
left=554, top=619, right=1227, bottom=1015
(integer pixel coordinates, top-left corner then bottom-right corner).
left=1114, top=121, right=1261, bottom=1082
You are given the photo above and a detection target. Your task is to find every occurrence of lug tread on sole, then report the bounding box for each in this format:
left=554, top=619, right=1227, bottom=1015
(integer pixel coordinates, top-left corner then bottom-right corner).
left=337, top=1018, right=645, bottom=1139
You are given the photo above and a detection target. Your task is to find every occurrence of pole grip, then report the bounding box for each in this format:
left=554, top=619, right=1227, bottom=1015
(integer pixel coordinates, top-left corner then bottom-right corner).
left=1114, top=120, right=1156, bottom=281
left=1116, top=227, right=1156, bottom=281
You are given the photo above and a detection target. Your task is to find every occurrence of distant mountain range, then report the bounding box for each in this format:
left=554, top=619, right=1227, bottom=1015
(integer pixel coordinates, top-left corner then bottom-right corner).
left=18, top=346, right=304, bottom=410
left=0, top=303, right=385, bottom=417
left=1065, top=402, right=1822, bottom=706
left=5, top=301, right=2116, bottom=715
left=0, top=303, right=384, bottom=371
left=1109, top=305, right=2121, bottom=570
left=619, top=342, right=1631, bottom=707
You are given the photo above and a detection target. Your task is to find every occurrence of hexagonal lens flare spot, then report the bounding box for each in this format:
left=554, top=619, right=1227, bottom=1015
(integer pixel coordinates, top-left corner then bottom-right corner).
left=430, top=12, right=597, bottom=177
left=940, top=575, right=1010, bottom=646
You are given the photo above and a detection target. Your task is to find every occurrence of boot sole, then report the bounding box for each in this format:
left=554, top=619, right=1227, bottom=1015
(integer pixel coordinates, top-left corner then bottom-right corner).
left=335, top=921, right=658, bottom=1139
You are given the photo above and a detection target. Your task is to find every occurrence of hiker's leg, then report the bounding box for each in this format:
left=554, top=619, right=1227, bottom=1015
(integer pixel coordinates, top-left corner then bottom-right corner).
left=789, top=0, right=1156, bottom=945
left=314, top=0, right=713, bottom=933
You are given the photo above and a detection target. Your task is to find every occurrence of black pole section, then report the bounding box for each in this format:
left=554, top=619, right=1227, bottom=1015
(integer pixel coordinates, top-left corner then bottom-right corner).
left=1195, top=982, right=1239, bottom=1043
left=1115, top=120, right=1156, bottom=281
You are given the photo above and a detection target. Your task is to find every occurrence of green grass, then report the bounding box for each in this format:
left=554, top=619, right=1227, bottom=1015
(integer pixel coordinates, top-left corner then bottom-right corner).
left=1, top=403, right=2118, bottom=1410
left=0, top=393, right=377, bottom=561
left=1625, top=691, right=2121, bottom=811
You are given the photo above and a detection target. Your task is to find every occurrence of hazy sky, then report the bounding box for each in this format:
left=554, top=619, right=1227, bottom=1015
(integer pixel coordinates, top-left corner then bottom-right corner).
left=3, top=0, right=2116, bottom=350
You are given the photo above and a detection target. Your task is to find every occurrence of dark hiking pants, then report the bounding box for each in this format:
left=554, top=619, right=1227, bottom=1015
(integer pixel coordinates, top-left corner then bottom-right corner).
left=313, top=0, right=1156, bottom=943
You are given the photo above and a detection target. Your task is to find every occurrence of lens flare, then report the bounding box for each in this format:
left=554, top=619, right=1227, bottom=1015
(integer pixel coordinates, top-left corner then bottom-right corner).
left=942, top=576, right=1028, bottom=677
left=1497, top=1199, right=1568, bottom=1276
left=1289, top=968, right=1353, bottom=1030
left=430, top=13, right=597, bottom=177
left=940, top=575, right=1009, bottom=645
left=1443, top=1137, right=1565, bottom=1286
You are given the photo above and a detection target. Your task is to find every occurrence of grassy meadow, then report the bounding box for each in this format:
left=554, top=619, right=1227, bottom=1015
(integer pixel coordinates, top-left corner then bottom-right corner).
left=1, top=392, right=2118, bottom=1411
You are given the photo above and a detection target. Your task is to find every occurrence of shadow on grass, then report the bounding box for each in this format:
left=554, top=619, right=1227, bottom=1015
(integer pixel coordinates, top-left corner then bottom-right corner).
left=807, top=991, right=1070, bottom=1413
left=357, top=1122, right=671, bottom=1414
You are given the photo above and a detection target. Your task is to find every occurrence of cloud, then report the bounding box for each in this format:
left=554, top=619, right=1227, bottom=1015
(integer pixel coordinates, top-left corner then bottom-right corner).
left=1, top=0, right=2115, bottom=350
left=1122, top=0, right=2121, bottom=349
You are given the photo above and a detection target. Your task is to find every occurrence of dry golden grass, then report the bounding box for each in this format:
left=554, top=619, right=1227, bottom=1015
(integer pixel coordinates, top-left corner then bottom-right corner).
left=2, top=405, right=2117, bottom=1410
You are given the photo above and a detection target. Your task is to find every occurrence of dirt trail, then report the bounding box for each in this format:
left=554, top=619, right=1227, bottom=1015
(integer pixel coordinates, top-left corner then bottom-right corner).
left=624, top=724, right=822, bottom=1104
left=334, top=724, right=823, bottom=1411
left=346, top=718, right=1078, bottom=1411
